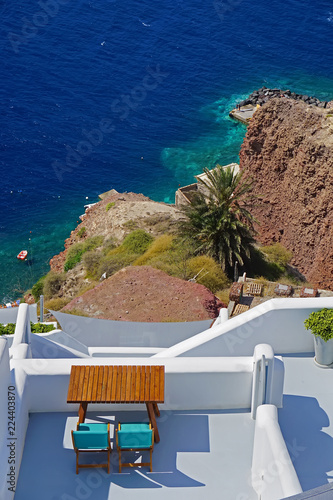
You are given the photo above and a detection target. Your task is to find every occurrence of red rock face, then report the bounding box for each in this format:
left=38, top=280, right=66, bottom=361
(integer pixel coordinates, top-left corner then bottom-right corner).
left=240, top=98, right=333, bottom=290
left=62, top=266, right=225, bottom=322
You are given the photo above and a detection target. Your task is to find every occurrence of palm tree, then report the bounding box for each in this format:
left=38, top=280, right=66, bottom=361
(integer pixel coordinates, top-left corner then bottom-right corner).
left=179, top=165, right=257, bottom=274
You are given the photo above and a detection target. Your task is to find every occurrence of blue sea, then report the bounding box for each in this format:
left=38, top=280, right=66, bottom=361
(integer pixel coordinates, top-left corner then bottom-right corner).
left=1, top=0, right=333, bottom=301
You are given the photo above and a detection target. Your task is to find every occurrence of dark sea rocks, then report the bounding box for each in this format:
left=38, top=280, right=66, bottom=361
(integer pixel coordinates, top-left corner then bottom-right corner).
left=238, top=87, right=327, bottom=109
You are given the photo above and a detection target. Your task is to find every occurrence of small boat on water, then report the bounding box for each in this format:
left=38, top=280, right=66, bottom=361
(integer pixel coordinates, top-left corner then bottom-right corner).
left=17, top=250, right=28, bottom=260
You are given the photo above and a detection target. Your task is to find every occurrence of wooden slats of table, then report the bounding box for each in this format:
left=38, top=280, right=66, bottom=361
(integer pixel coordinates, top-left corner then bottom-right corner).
left=67, top=365, right=165, bottom=404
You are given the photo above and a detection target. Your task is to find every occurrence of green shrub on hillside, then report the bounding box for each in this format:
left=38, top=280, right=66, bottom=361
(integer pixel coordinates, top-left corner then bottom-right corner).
left=134, top=235, right=174, bottom=265
left=261, top=243, right=292, bottom=268
left=122, top=230, right=153, bottom=254
left=77, top=227, right=86, bottom=238
left=64, top=236, right=104, bottom=272
left=43, top=272, right=66, bottom=299
left=44, top=297, right=71, bottom=311
left=102, top=237, right=118, bottom=255
left=31, top=275, right=46, bottom=301
left=187, top=255, right=229, bottom=293
left=106, top=202, right=115, bottom=211
left=97, top=250, right=140, bottom=278
left=83, top=235, right=104, bottom=251
left=134, top=235, right=197, bottom=279
left=64, top=243, right=85, bottom=271
left=82, top=250, right=103, bottom=277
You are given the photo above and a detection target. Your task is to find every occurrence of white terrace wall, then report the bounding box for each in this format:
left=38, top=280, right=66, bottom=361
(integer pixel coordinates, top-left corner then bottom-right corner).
left=10, top=357, right=254, bottom=413
left=252, top=405, right=302, bottom=499
left=154, top=298, right=333, bottom=358
left=0, top=339, right=30, bottom=500
left=0, top=304, right=37, bottom=325
left=52, top=310, right=212, bottom=348
left=0, top=339, right=11, bottom=500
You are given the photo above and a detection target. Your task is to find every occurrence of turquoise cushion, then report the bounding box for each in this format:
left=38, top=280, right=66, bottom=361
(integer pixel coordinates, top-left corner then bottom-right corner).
left=117, top=428, right=153, bottom=449
left=119, top=423, right=150, bottom=433
left=78, top=423, right=108, bottom=432
left=73, top=430, right=109, bottom=450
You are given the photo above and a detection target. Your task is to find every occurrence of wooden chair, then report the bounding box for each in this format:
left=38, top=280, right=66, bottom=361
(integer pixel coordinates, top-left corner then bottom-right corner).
left=71, top=422, right=111, bottom=474
left=116, top=422, right=154, bottom=473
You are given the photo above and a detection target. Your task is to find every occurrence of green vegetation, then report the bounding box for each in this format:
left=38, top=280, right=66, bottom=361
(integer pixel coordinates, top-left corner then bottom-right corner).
left=123, top=220, right=138, bottom=231
left=64, top=243, right=85, bottom=271
left=304, top=308, right=333, bottom=342
left=106, top=202, right=115, bottom=211
left=0, top=323, right=16, bottom=335
left=0, top=322, right=56, bottom=336
left=134, top=234, right=174, bottom=266
left=122, top=229, right=153, bottom=254
left=98, top=250, right=139, bottom=278
left=30, top=322, right=56, bottom=333
left=187, top=255, right=229, bottom=293
left=64, top=236, right=104, bottom=271
left=102, top=237, right=117, bottom=255
left=31, top=275, right=46, bottom=301
left=44, top=297, right=71, bottom=311
left=261, top=243, right=292, bottom=269
left=134, top=235, right=195, bottom=279
left=77, top=227, right=86, bottom=238
left=179, top=165, right=256, bottom=276
left=43, top=272, right=66, bottom=299
left=215, top=288, right=231, bottom=305
left=81, top=230, right=153, bottom=280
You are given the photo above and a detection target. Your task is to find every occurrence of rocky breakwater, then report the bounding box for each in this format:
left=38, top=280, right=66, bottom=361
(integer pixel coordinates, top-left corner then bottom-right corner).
left=238, top=87, right=328, bottom=109
left=239, top=97, right=333, bottom=290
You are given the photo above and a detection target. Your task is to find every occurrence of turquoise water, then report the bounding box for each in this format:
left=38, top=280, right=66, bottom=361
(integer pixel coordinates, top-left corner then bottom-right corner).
left=1, top=0, right=333, bottom=300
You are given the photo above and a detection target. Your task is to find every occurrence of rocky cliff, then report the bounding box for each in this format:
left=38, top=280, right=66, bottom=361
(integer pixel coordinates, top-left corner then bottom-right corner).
left=240, top=97, right=333, bottom=290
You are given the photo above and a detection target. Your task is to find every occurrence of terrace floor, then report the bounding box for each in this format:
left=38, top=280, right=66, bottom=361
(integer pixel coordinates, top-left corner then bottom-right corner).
left=15, top=409, right=256, bottom=500
left=279, top=356, right=333, bottom=493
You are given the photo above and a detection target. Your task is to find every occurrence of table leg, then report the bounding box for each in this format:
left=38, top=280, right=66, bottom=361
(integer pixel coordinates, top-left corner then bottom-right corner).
left=146, top=403, right=160, bottom=443
left=78, top=402, right=88, bottom=423
left=153, top=403, right=160, bottom=417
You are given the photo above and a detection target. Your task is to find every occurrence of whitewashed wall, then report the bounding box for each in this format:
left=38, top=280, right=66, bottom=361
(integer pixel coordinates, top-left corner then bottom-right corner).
left=10, top=357, right=254, bottom=413
left=154, top=298, right=333, bottom=358
left=52, top=310, right=212, bottom=348
left=252, top=405, right=302, bottom=499
left=0, top=339, right=17, bottom=500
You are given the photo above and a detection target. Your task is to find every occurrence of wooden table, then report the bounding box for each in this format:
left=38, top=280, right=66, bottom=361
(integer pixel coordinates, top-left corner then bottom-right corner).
left=67, top=365, right=165, bottom=442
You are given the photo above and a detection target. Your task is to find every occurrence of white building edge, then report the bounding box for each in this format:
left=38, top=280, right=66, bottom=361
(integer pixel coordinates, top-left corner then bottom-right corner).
left=1, top=299, right=333, bottom=499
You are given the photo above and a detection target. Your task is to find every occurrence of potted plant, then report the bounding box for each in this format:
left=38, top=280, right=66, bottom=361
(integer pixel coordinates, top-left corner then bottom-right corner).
left=304, top=308, right=333, bottom=366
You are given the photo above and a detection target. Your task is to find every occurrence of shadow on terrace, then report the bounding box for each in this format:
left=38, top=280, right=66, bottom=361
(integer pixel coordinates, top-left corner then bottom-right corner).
left=15, top=409, right=255, bottom=500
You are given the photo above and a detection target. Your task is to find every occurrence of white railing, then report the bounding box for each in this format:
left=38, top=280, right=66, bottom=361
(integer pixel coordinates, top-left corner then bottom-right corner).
left=251, top=344, right=284, bottom=419
left=252, top=405, right=302, bottom=499
left=10, top=304, right=32, bottom=359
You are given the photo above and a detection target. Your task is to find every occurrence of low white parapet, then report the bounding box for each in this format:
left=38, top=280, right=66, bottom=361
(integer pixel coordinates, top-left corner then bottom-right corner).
left=154, top=297, right=333, bottom=358
left=252, top=404, right=302, bottom=500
